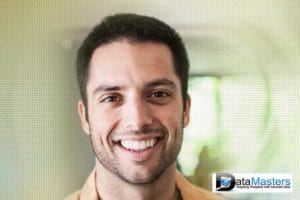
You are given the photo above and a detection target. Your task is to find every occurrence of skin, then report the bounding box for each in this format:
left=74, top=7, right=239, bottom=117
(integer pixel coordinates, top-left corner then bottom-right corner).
left=78, top=40, right=191, bottom=200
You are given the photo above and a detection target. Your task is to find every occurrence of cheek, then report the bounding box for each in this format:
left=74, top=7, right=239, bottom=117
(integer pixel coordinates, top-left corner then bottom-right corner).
left=88, top=108, right=118, bottom=141
left=161, top=104, right=184, bottom=126
left=157, top=106, right=184, bottom=138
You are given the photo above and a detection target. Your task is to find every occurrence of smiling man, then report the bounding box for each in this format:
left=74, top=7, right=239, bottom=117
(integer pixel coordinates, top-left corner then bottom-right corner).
left=66, top=13, right=223, bottom=200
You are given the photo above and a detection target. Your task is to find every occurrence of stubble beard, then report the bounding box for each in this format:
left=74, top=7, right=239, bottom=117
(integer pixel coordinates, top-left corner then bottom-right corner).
left=89, top=123, right=184, bottom=185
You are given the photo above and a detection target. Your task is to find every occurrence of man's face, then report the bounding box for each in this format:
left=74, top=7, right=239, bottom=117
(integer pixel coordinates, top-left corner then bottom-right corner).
left=78, top=40, right=190, bottom=184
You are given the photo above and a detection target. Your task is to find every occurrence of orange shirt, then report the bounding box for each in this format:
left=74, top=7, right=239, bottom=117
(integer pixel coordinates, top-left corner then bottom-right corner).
left=65, top=168, right=224, bottom=200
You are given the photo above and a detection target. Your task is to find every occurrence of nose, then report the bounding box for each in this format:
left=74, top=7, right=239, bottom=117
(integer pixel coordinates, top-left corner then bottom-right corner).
left=122, top=95, right=153, bottom=131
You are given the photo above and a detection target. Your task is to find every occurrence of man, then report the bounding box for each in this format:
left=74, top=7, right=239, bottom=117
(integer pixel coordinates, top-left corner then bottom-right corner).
left=66, top=13, right=223, bottom=200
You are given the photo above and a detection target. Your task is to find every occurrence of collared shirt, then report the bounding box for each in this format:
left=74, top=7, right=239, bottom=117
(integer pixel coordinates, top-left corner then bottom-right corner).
left=174, top=186, right=182, bottom=200
left=65, top=168, right=224, bottom=200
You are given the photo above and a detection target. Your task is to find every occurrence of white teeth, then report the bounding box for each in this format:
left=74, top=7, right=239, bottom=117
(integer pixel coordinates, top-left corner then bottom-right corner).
left=120, top=138, right=157, bottom=151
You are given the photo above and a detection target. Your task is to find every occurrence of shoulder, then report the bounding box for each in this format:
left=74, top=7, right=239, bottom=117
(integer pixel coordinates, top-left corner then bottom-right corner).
left=64, top=168, right=99, bottom=200
left=176, top=171, right=224, bottom=200
left=64, top=190, right=81, bottom=200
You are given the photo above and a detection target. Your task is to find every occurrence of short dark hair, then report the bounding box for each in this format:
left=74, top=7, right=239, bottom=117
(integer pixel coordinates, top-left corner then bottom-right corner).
left=77, top=13, right=189, bottom=117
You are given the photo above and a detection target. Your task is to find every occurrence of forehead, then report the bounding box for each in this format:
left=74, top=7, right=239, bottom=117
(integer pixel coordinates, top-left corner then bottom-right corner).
left=87, top=41, right=179, bottom=90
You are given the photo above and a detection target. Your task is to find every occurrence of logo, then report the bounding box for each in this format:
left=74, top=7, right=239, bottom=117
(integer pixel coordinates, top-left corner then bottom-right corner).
left=216, top=173, right=235, bottom=191
left=213, top=173, right=293, bottom=193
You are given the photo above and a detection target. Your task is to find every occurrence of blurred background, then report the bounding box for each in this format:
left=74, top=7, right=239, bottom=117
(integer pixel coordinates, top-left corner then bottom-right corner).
left=1, top=0, right=299, bottom=199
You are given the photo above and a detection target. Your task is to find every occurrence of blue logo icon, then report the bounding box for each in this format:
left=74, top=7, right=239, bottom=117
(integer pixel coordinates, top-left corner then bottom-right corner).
left=220, top=177, right=231, bottom=188
left=216, top=173, right=235, bottom=191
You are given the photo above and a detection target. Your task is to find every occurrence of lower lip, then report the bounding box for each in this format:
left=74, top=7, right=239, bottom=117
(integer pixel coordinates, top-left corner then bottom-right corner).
left=116, top=139, right=162, bottom=162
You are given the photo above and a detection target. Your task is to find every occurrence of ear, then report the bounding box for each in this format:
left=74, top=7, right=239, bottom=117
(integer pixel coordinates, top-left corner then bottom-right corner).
left=183, top=95, right=191, bottom=128
left=78, top=100, right=90, bottom=135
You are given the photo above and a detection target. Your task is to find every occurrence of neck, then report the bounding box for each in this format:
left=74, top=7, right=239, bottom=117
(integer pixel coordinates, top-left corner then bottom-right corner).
left=95, top=160, right=177, bottom=200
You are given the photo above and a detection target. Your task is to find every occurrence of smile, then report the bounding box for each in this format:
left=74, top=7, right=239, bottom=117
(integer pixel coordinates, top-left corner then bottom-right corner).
left=120, top=138, right=158, bottom=151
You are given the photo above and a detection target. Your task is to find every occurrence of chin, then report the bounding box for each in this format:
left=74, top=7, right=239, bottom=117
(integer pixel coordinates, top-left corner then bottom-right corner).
left=117, top=162, right=173, bottom=185
left=121, top=173, right=161, bottom=185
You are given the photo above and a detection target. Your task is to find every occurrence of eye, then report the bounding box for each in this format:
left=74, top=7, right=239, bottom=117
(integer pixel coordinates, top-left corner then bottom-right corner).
left=150, top=91, right=170, bottom=98
left=100, top=95, right=121, bottom=103
left=147, top=90, right=172, bottom=105
left=148, top=89, right=173, bottom=100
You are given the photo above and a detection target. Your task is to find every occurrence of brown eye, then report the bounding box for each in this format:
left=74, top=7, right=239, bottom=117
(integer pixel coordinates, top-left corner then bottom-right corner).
left=101, top=95, right=120, bottom=103
left=147, top=90, right=172, bottom=105
left=150, top=91, right=169, bottom=98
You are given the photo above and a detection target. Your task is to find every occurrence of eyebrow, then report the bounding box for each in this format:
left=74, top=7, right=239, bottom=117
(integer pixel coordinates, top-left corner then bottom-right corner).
left=93, top=85, right=127, bottom=96
left=93, top=78, right=176, bottom=96
left=144, top=78, right=176, bottom=90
